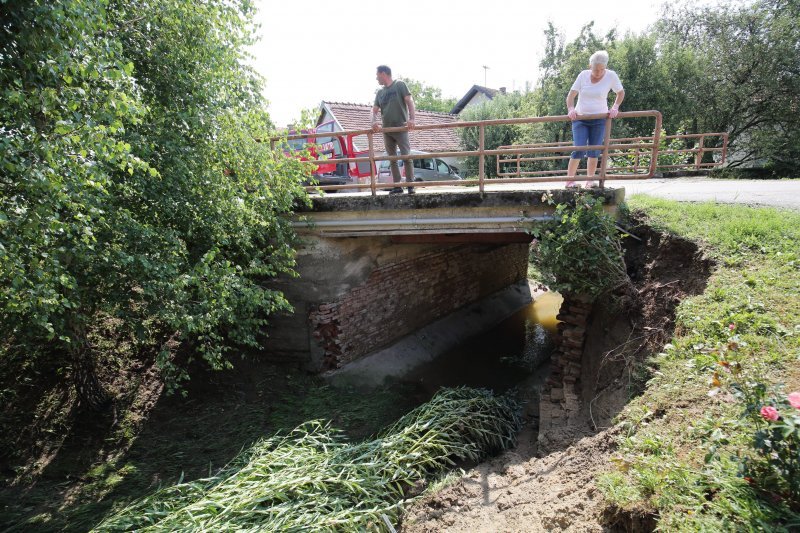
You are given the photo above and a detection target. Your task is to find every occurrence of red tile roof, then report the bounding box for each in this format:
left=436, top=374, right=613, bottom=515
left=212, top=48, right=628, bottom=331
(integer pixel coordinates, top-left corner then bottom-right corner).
left=321, top=102, right=461, bottom=154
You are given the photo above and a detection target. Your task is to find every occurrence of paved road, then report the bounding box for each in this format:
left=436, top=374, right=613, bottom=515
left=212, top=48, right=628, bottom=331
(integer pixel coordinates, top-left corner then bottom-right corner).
left=601, top=177, right=800, bottom=210
left=334, top=177, right=800, bottom=210
left=453, top=177, right=800, bottom=210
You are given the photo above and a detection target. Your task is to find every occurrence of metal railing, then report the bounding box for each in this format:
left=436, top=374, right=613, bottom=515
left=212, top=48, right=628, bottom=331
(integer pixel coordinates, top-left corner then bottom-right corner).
left=272, top=110, right=729, bottom=195
left=497, top=131, right=728, bottom=178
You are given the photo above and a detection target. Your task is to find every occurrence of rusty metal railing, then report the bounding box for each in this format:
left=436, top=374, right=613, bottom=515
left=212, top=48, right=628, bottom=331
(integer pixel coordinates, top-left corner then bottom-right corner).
left=273, top=111, right=671, bottom=195
left=498, top=132, right=728, bottom=179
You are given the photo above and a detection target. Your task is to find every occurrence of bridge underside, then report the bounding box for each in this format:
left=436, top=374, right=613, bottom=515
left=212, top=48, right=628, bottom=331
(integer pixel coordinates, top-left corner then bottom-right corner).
left=263, top=188, right=625, bottom=373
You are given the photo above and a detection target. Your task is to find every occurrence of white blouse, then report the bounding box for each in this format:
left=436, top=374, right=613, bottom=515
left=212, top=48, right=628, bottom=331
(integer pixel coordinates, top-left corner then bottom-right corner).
left=570, top=70, right=624, bottom=115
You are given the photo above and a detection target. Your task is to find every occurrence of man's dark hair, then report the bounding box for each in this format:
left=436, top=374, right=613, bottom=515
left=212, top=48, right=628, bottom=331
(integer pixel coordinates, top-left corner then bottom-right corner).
left=377, top=65, right=392, bottom=76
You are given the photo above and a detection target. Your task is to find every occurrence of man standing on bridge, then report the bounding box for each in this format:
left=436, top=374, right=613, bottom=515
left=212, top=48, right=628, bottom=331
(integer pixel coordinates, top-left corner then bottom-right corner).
left=372, top=65, right=416, bottom=194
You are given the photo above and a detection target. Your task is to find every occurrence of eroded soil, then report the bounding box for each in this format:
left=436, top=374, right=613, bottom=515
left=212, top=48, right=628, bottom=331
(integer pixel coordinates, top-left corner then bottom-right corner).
left=401, top=220, right=712, bottom=532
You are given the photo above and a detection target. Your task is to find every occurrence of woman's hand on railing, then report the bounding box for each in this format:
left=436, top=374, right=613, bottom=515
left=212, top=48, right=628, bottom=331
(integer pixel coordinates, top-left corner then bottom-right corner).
left=608, top=106, right=620, bottom=119
left=567, top=107, right=577, bottom=120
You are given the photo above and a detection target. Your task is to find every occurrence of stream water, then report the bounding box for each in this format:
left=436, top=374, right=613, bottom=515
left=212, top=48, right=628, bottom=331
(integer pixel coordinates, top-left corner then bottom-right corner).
left=400, top=292, right=563, bottom=398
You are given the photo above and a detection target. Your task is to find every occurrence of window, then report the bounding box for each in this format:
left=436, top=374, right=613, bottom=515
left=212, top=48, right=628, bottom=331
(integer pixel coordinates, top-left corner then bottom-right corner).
left=284, top=138, right=308, bottom=152
left=313, top=135, right=343, bottom=157
left=311, top=121, right=341, bottom=157
left=437, top=160, right=449, bottom=174
left=379, top=160, right=403, bottom=171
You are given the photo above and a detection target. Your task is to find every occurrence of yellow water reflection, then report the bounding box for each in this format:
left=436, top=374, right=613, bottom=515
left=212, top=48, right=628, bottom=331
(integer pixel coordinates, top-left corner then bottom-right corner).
left=527, top=292, right=563, bottom=333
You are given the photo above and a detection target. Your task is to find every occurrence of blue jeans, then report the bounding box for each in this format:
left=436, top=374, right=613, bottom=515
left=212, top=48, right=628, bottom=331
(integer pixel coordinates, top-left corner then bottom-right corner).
left=571, top=119, right=606, bottom=159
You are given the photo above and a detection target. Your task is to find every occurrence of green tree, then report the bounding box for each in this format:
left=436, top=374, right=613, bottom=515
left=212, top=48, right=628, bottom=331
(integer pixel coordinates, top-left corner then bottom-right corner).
left=657, top=0, right=800, bottom=170
left=0, top=0, right=309, bottom=408
left=401, top=78, right=458, bottom=114
left=458, top=94, right=525, bottom=178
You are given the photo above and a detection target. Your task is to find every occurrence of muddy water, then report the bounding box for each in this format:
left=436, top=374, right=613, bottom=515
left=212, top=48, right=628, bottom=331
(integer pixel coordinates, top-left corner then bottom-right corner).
left=400, top=292, right=563, bottom=398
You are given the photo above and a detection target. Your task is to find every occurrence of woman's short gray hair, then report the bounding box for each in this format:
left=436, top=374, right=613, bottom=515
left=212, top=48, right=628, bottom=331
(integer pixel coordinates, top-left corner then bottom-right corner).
left=589, top=50, right=609, bottom=66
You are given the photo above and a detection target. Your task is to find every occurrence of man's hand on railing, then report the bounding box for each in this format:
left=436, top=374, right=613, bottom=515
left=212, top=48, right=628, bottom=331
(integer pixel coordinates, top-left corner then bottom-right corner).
left=406, top=119, right=415, bottom=131
left=371, top=122, right=381, bottom=132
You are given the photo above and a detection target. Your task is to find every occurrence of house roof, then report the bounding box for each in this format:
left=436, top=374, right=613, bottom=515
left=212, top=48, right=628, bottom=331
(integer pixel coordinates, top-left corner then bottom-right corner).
left=450, top=85, right=499, bottom=114
left=319, top=102, right=461, bottom=154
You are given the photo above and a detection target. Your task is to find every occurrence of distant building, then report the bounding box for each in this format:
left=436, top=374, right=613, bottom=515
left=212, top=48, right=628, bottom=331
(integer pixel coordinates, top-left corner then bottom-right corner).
left=450, top=85, right=506, bottom=115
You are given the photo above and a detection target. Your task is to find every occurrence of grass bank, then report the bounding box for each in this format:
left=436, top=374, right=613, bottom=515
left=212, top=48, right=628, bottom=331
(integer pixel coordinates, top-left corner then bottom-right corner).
left=599, top=197, right=800, bottom=530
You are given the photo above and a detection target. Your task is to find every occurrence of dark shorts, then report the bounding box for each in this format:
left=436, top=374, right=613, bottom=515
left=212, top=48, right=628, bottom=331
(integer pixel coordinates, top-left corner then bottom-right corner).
left=571, top=118, right=606, bottom=159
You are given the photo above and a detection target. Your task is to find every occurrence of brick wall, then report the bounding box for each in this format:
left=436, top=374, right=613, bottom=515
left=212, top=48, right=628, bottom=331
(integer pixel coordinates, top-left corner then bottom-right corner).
left=538, top=293, right=593, bottom=434
left=309, top=243, right=528, bottom=369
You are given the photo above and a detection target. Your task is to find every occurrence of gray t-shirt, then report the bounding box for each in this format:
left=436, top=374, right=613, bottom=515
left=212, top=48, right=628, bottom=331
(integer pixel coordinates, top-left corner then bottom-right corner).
left=374, top=80, right=411, bottom=127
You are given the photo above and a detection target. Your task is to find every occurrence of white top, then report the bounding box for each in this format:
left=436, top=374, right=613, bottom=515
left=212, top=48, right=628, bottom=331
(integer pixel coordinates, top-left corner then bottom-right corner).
left=570, top=70, right=624, bottom=115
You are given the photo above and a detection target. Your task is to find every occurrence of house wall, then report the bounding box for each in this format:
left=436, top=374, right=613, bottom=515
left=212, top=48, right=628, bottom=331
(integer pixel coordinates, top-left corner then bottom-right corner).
left=463, top=92, right=491, bottom=110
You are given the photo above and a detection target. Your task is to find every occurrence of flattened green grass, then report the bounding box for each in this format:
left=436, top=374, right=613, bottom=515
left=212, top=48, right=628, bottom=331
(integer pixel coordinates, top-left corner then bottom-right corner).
left=0, top=371, right=421, bottom=533
left=599, top=197, right=800, bottom=531
left=94, top=387, right=520, bottom=532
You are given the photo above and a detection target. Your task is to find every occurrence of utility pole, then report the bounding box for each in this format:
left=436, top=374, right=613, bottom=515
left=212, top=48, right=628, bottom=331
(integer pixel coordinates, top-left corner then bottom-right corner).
left=482, top=65, right=490, bottom=87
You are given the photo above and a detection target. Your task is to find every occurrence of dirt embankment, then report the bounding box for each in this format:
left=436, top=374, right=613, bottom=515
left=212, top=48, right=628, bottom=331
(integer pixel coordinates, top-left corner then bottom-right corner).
left=401, top=221, right=713, bottom=532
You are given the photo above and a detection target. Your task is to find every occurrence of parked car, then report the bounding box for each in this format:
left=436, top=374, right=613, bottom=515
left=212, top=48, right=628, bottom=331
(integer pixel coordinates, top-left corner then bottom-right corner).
left=377, top=151, right=462, bottom=182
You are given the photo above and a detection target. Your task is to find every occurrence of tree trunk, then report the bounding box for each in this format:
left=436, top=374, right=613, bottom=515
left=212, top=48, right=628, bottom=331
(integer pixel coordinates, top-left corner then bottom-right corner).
left=73, top=352, right=110, bottom=411
left=69, top=320, right=110, bottom=411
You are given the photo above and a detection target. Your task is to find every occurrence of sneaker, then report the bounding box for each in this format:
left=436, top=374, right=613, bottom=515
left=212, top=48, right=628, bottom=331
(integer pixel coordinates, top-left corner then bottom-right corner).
left=388, top=187, right=403, bottom=194
left=407, top=187, right=416, bottom=195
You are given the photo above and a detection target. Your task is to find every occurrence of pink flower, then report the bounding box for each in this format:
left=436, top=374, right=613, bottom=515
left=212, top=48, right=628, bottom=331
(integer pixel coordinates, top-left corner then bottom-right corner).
left=788, top=392, right=800, bottom=410
left=760, top=406, right=779, bottom=421
left=728, top=323, right=736, bottom=331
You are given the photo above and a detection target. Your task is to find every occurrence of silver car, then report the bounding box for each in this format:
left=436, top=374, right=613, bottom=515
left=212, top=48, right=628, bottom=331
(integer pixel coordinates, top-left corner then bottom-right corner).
left=377, top=151, right=462, bottom=182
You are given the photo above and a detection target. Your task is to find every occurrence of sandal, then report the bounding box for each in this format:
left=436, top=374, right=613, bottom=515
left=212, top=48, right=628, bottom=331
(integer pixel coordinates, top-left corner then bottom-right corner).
left=565, top=181, right=578, bottom=188
left=584, top=181, right=596, bottom=188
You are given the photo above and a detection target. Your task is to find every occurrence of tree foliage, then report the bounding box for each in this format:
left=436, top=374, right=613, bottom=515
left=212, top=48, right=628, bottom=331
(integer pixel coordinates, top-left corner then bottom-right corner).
left=401, top=78, right=458, bottom=114
left=528, top=193, right=627, bottom=298
left=656, top=0, right=800, bottom=170
left=457, top=94, right=525, bottom=178
left=528, top=1, right=800, bottom=171
left=0, top=0, right=310, bottom=406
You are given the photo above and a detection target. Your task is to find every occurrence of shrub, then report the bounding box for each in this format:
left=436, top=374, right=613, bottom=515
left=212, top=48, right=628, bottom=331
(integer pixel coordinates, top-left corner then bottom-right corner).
left=528, top=192, right=628, bottom=297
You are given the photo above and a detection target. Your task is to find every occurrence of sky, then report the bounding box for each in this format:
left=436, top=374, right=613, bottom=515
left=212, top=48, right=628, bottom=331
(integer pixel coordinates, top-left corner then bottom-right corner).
left=249, top=0, right=677, bottom=127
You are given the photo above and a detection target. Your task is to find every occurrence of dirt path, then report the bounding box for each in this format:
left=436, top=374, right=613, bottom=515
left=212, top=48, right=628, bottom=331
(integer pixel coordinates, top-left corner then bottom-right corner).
left=402, top=425, right=618, bottom=532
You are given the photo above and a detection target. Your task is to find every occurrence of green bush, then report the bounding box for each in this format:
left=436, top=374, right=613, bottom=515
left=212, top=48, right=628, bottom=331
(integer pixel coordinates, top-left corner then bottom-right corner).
left=0, top=0, right=310, bottom=405
left=528, top=193, right=628, bottom=297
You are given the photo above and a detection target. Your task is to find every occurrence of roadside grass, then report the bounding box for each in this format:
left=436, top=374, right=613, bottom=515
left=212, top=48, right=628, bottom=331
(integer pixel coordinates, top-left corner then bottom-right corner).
left=598, top=197, right=800, bottom=530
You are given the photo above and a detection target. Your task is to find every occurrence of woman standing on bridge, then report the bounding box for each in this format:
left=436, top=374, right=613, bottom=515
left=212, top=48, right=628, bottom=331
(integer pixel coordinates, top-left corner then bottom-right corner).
left=565, top=50, right=625, bottom=188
